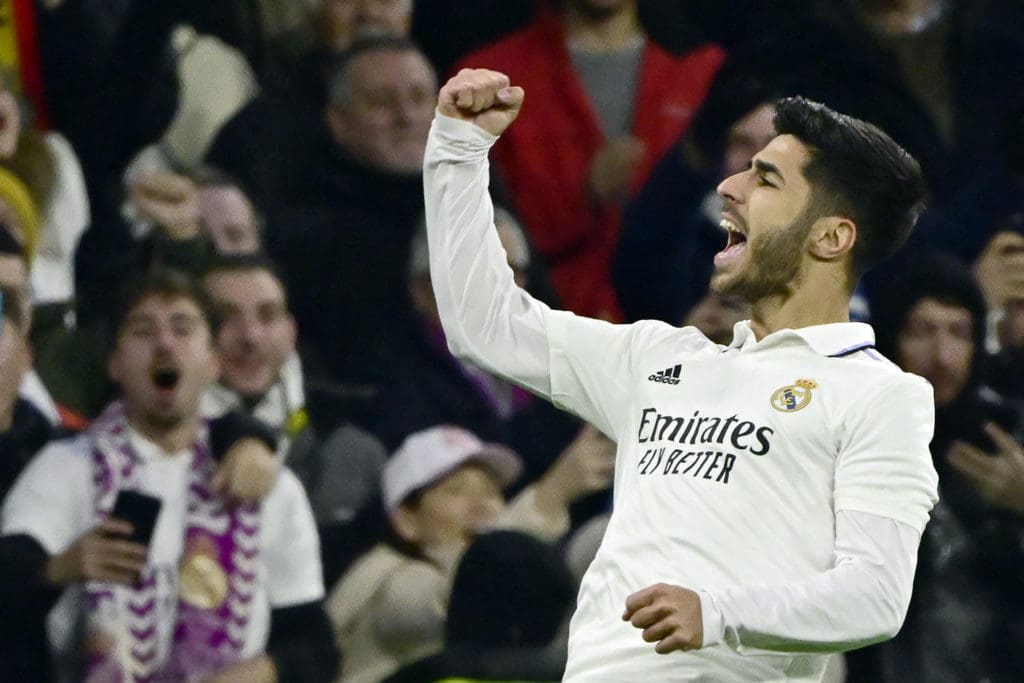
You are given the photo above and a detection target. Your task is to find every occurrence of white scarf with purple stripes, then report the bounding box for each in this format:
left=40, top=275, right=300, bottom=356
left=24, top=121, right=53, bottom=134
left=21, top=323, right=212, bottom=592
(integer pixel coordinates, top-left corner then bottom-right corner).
left=83, top=403, right=262, bottom=683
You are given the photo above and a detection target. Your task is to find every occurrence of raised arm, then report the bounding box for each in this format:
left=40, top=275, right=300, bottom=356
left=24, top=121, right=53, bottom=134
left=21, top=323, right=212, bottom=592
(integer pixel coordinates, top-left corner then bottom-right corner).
left=424, top=69, right=554, bottom=397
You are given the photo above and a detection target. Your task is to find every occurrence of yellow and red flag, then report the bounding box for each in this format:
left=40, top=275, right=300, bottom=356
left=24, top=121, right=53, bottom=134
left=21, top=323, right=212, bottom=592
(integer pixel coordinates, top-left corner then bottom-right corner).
left=0, top=0, right=49, bottom=128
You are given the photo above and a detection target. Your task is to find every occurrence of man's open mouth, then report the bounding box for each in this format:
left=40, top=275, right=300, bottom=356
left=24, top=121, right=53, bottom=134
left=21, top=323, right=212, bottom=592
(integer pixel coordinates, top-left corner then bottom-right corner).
left=721, top=218, right=748, bottom=249
left=151, top=367, right=181, bottom=390
left=714, top=218, right=749, bottom=269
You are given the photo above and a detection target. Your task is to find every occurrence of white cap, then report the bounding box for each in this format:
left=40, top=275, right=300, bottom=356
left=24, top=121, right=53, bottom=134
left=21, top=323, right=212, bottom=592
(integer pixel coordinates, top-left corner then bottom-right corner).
left=382, top=425, right=523, bottom=511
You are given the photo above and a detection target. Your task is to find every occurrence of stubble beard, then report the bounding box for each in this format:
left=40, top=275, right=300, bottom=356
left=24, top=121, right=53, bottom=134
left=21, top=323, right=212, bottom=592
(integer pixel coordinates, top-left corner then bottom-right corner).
left=128, top=390, right=193, bottom=438
left=137, top=401, right=190, bottom=437
left=711, top=213, right=815, bottom=304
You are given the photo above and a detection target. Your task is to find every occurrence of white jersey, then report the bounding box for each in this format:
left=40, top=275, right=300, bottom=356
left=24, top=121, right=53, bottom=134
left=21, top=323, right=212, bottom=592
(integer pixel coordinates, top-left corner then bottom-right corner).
left=1, top=428, right=324, bottom=678
left=423, top=114, right=938, bottom=682
left=553, top=315, right=935, bottom=681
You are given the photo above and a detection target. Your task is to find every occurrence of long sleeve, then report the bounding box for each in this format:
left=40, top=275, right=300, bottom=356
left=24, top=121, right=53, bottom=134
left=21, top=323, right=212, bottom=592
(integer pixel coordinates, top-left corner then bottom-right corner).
left=0, top=533, right=64, bottom=620
left=700, top=509, right=921, bottom=652
left=423, top=113, right=554, bottom=397
left=0, top=535, right=59, bottom=683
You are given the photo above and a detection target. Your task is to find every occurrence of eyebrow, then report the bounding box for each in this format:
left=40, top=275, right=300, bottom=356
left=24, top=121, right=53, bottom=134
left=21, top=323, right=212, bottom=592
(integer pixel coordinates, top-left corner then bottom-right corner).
left=123, top=313, right=154, bottom=327
left=169, top=312, right=203, bottom=326
left=752, top=158, right=785, bottom=185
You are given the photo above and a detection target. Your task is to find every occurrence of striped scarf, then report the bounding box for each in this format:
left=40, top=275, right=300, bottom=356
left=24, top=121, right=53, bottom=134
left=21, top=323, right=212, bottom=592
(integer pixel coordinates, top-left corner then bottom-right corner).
left=84, top=403, right=261, bottom=683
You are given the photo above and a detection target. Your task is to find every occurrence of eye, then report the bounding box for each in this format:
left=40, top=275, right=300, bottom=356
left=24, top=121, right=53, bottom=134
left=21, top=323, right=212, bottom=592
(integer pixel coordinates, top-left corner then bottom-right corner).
left=755, top=174, right=775, bottom=188
left=172, top=321, right=197, bottom=338
left=128, top=324, right=153, bottom=339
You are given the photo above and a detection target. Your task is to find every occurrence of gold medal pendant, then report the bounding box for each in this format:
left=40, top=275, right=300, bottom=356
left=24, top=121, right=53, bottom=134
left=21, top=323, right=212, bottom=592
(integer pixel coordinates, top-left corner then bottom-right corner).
left=178, top=535, right=229, bottom=609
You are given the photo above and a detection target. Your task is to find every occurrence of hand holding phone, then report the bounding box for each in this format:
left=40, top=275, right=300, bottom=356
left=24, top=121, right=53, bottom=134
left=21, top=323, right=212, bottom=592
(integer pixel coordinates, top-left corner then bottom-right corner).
left=44, top=506, right=157, bottom=587
left=109, top=490, right=162, bottom=547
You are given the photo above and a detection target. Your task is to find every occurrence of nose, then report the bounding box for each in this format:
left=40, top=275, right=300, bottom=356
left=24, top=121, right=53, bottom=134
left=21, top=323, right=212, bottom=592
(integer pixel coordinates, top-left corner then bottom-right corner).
left=935, top=332, right=969, bottom=369
left=148, top=322, right=176, bottom=351
left=237, top=314, right=264, bottom=345
left=469, top=494, right=500, bottom=526
left=717, top=169, right=746, bottom=206
left=392, top=93, right=422, bottom=124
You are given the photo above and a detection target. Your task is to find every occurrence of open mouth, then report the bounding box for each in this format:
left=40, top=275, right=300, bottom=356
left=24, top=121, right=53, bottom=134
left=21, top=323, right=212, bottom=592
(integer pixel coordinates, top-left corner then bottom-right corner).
left=714, top=218, right=749, bottom=268
left=151, top=367, right=181, bottom=390
left=721, top=218, right=747, bottom=247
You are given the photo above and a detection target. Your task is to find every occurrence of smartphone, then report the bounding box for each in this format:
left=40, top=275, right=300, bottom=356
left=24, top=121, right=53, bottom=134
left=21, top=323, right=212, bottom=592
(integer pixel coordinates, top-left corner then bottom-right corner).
left=110, top=490, right=162, bottom=546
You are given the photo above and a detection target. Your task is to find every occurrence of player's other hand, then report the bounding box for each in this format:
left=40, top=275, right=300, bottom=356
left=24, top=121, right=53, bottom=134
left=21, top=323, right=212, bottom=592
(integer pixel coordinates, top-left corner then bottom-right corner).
left=437, top=69, right=524, bottom=137
left=623, top=582, right=703, bottom=653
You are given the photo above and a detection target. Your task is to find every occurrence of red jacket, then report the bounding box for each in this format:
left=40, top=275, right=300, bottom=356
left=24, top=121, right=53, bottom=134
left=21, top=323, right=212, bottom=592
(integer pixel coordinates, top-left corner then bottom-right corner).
left=455, top=13, right=724, bottom=320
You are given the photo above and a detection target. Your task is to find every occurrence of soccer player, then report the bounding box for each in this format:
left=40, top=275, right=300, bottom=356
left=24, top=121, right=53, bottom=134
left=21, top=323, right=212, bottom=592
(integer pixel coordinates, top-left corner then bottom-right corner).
left=423, top=69, right=938, bottom=681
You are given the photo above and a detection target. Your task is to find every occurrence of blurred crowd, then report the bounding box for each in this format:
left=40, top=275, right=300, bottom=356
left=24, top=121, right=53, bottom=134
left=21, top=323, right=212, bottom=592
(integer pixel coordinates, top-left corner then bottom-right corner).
left=0, top=0, right=1022, bottom=681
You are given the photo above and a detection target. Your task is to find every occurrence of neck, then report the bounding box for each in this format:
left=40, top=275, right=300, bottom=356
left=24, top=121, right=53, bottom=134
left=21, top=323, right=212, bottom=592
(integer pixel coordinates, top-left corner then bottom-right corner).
left=0, top=406, right=13, bottom=432
left=125, top=407, right=199, bottom=454
left=746, top=276, right=852, bottom=340
left=563, top=3, right=642, bottom=51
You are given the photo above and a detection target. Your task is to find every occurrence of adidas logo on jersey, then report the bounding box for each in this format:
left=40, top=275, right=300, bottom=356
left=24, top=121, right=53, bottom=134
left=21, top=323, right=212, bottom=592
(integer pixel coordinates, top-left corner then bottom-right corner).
left=648, top=364, right=682, bottom=385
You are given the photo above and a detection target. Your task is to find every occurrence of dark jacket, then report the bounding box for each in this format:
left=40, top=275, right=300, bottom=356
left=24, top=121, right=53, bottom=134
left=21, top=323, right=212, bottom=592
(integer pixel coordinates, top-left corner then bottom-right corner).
left=268, top=141, right=425, bottom=389
left=0, top=399, right=59, bottom=681
left=849, top=254, right=1024, bottom=682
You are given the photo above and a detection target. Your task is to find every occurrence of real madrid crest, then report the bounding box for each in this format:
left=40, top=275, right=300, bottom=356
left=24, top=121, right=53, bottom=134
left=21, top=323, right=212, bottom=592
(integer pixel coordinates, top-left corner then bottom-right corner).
left=178, top=535, right=229, bottom=610
left=771, top=379, right=817, bottom=412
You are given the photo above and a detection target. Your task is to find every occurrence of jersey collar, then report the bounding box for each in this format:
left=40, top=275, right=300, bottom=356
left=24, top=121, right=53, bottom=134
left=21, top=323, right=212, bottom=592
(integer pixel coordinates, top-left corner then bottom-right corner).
left=726, top=321, right=876, bottom=357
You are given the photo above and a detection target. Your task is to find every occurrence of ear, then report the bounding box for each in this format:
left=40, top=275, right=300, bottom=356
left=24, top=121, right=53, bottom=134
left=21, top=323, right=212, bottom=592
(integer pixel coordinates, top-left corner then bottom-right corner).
left=285, top=314, right=298, bottom=353
left=208, top=346, right=221, bottom=383
left=107, top=348, right=122, bottom=385
left=408, top=276, right=437, bottom=319
left=204, top=331, right=222, bottom=382
left=390, top=505, right=421, bottom=544
left=809, top=217, right=856, bottom=261
left=324, top=106, right=347, bottom=147
left=19, top=337, right=32, bottom=375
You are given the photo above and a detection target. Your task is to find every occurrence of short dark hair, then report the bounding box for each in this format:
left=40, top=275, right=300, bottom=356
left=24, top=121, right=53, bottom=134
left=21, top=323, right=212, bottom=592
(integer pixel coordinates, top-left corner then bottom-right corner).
left=108, top=268, right=216, bottom=349
left=201, top=253, right=290, bottom=307
left=446, top=530, right=575, bottom=649
left=773, top=96, right=925, bottom=279
left=326, top=36, right=428, bottom=108
left=871, top=251, right=986, bottom=362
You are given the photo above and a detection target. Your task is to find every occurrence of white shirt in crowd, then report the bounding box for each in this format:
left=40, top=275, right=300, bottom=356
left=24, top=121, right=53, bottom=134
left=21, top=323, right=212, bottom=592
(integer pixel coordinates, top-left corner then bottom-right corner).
left=423, top=114, right=939, bottom=682
left=200, top=351, right=306, bottom=460
left=1, top=427, right=324, bottom=680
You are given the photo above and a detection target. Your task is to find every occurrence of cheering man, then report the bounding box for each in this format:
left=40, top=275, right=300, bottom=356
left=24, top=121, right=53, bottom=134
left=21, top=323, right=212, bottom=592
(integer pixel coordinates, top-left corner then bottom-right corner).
left=422, top=69, right=938, bottom=681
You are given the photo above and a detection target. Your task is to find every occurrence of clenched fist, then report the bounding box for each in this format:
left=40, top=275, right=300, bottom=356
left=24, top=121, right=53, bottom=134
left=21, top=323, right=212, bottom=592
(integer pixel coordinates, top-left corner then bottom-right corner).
left=437, top=69, right=525, bottom=137
left=623, top=582, right=704, bottom=654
